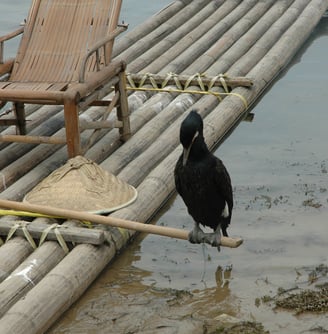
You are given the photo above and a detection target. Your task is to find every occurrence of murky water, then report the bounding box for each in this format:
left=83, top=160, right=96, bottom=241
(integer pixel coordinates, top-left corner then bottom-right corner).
left=1, top=2, right=328, bottom=333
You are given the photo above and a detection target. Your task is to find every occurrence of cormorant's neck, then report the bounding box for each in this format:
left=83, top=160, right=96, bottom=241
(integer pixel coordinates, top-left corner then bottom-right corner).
left=188, top=135, right=210, bottom=161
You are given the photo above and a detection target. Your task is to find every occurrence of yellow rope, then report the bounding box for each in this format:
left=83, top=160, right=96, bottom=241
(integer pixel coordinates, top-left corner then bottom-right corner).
left=184, top=72, right=196, bottom=89
left=3, top=220, right=70, bottom=253
left=218, top=73, right=229, bottom=93
left=6, top=221, right=37, bottom=249
left=117, top=227, right=129, bottom=242
left=39, top=223, right=69, bottom=254
left=1, top=209, right=75, bottom=252
left=162, top=72, right=173, bottom=88
left=0, top=209, right=60, bottom=219
left=196, top=73, right=206, bottom=91
left=126, top=73, right=137, bottom=88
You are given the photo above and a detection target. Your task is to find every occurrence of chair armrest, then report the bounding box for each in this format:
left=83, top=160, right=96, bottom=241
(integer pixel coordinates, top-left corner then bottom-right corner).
left=0, top=58, right=14, bottom=76
left=67, top=60, right=125, bottom=99
left=0, top=26, right=24, bottom=43
left=79, top=23, right=128, bottom=83
left=0, top=26, right=24, bottom=63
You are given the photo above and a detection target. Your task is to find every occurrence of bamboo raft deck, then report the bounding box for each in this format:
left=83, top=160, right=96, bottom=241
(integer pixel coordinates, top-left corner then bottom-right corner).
left=0, top=0, right=327, bottom=333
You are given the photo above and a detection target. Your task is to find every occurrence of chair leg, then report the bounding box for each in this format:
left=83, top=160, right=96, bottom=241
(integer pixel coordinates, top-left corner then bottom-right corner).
left=116, top=70, right=131, bottom=142
left=14, top=102, right=26, bottom=135
left=64, top=99, right=81, bottom=158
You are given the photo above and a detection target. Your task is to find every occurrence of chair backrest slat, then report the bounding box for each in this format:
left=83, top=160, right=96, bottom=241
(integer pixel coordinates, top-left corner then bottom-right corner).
left=11, top=0, right=122, bottom=83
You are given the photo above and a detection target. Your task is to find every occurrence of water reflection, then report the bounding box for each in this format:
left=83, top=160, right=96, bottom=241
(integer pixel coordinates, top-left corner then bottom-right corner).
left=48, top=239, right=238, bottom=333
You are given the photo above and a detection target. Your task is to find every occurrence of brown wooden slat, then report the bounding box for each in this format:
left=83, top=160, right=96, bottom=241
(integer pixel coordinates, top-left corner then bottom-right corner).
left=0, top=82, right=68, bottom=92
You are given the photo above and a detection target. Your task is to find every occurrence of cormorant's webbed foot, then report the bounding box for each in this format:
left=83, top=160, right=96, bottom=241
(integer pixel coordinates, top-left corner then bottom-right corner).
left=203, top=229, right=222, bottom=252
left=188, top=223, right=206, bottom=244
left=188, top=224, right=223, bottom=251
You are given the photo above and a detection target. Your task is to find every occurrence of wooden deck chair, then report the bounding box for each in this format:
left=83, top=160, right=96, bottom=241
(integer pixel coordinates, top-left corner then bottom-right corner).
left=0, top=0, right=130, bottom=158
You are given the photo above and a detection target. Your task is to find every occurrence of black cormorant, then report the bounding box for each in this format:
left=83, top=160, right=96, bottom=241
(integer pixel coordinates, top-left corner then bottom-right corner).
left=174, top=110, right=233, bottom=249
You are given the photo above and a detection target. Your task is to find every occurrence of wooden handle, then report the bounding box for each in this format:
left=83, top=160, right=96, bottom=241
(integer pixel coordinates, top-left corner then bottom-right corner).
left=0, top=199, right=243, bottom=248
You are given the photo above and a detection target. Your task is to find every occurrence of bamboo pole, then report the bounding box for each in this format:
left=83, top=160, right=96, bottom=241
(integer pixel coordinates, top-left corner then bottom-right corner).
left=0, top=236, right=33, bottom=283
left=170, top=0, right=275, bottom=75
left=144, top=0, right=255, bottom=76
left=0, top=241, right=66, bottom=318
left=112, top=0, right=191, bottom=57
left=116, top=1, right=211, bottom=65
left=120, top=1, right=239, bottom=111
left=0, top=199, right=243, bottom=248
left=223, top=0, right=328, bottom=108
left=230, top=0, right=310, bottom=76
left=206, top=0, right=296, bottom=74
left=0, top=242, right=115, bottom=334
left=126, top=1, right=239, bottom=73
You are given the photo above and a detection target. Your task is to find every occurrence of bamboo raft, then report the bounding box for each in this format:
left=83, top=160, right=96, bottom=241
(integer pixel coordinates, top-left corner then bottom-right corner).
left=0, top=0, right=327, bottom=333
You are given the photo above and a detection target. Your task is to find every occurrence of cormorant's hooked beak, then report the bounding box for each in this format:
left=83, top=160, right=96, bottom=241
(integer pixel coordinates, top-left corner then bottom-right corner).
left=182, top=131, right=198, bottom=166
left=182, top=146, right=191, bottom=166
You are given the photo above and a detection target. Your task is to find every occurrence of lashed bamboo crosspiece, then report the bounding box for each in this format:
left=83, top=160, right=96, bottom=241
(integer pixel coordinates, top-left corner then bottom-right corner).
left=0, top=219, right=105, bottom=246
left=125, top=72, right=251, bottom=109
left=126, top=72, right=253, bottom=91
